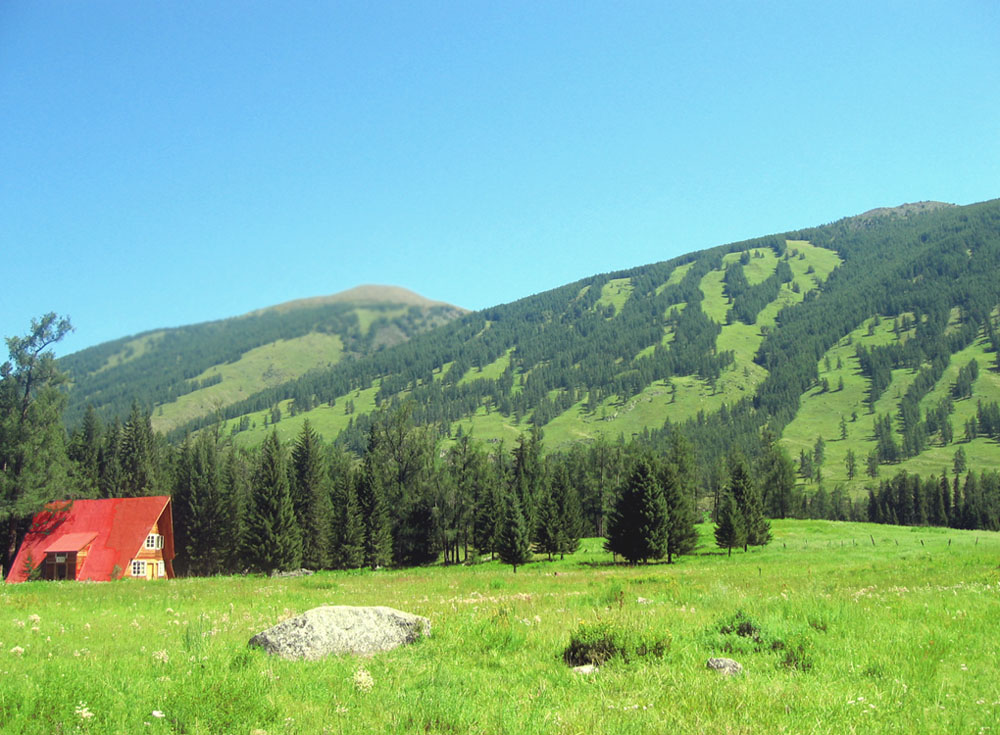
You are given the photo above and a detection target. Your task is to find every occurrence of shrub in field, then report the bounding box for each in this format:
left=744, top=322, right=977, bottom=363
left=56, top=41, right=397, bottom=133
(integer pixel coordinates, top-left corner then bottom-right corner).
left=562, top=620, right=670, bottom=666
left=707, top=610, right=816, bottom=671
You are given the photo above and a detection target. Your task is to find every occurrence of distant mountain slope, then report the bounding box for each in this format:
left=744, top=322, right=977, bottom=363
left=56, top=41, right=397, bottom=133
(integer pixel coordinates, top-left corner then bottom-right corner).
left=183, top=198, right=1000, bottom=497
left=62, top=200, right=1000, bottom=500
left=59, top=286, right=466, bottom=430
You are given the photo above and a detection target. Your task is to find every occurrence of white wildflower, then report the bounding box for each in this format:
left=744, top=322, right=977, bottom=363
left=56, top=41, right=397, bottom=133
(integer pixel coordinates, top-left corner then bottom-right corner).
left=10, top=646, right=24, bottom=657
left=352, top=666, right=374, bottom=692
left=28, top=614, right=40, bottom=624
left=75, top=701, right=94, bottom=719
left=152, top=650, right=169, bottom=664
left=152, top=710, right=165, bottom=718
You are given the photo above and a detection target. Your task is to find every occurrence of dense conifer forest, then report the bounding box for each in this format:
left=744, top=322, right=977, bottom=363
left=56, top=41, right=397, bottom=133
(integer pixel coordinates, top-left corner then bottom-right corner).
left=4, top=198, right=1000, bottom=576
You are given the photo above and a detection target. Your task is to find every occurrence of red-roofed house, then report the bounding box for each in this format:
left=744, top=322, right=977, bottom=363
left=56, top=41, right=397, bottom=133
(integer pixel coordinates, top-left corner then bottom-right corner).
left=5, top=496, right=175, bottom=583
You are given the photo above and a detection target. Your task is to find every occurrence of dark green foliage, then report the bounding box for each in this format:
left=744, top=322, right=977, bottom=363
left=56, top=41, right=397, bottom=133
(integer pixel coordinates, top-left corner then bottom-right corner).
left=661, top=432, right=699, bottom=562
left=727, top=452, right=770, bottom=549
left=332, top=473, right=365, bottom=569
left=243, top=431, right=302, bottom=573
left=1, top=314, right=73, bottom=573
left=172, top=431, right=226, bottom=576
left=759, top=435, right=796, bottom=518
left=604, top=455, right=668, bottom=564
left=356, top=457, right=393, bottom=569
left=497, top=488, right=532, bottom=573
left=563, top=620, right=670, bottom=666
left=119, top=401, right=157, bottom=497
left=291, top=420, right=333, bottom=569
left=713, top=491, right=745, bottom=556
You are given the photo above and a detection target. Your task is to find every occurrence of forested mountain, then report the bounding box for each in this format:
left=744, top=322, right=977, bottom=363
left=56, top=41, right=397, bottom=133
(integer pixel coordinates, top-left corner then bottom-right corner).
left=8, top=197, right=1000, bottom=577
left=59, top=286, right=465, bottom=432
left=62, top=199, right=1000, bottom=498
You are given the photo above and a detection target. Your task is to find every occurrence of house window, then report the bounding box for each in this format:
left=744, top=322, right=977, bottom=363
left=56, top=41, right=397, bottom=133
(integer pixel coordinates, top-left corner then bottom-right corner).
left=131, top=560, right=146, bottom=577
left=158, top=561, right=165, bottom=577
left=144, top=534, right=163, bottom=550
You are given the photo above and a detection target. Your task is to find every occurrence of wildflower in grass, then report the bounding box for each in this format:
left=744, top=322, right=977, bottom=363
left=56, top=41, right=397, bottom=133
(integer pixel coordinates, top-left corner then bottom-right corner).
left=28, top=614, right=40, bottom=624
left=152, top=650, right=169, bottom=663
left=10, top=646, right=24, bottom=657
left=352, top=666, right=374, bottom=692
left=75, top=701, right=94, bottom=719
left=152, top=710, right=165, bottom=718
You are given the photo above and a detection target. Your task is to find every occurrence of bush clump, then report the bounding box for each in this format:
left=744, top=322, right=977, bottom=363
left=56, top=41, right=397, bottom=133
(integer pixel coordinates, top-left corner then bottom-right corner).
left=563, top=620, right=669, bottom=666
left=706, top=610, right=817, bottom=671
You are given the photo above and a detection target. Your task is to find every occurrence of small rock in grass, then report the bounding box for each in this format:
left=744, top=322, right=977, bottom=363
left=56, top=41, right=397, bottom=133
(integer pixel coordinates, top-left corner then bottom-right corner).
left=572, top=664, right=599, bottom=675
left=706, top=657, right=743, bottom=675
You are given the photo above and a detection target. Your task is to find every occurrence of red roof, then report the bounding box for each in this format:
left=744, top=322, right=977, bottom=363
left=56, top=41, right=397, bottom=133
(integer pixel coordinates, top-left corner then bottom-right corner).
left=42, top=532, right=97, bottom=553
left=6, top=496, right=175, bottom=583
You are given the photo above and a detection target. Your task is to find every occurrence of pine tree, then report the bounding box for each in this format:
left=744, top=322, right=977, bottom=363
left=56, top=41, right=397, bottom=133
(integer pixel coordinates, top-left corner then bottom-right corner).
left=291, top=420, right=333, bottom=569
left=661, top=433, right=699, bottom=563
left=173, top=431, right=226, bottom=575
left=497, top=488, right=532, bottom=573
left=714, top=491, right=746, bottom=556
left=533, top=485, right=560, bottom=560
left=244, top=431, right=302, bottom=573
left=728, top=452, right=770, bottom=550
left=1, top=313, right=73, bottom=573
left=67, top=404, right=102, bottom=497
left=604, top=455, right=668, bottom=564
left=552, top=468, right=583, bottom=559
left=220, top=444, right=251, bottom=572
left=357, top=455, right=393, bottom=569
left=333, top=471, right=365, bottom=569
left=119, top=400, right=157, bottom=497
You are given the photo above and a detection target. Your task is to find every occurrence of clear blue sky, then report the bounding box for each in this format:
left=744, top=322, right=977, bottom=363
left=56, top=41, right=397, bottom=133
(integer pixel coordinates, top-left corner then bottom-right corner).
left=2, top=1, right=998, bottom=357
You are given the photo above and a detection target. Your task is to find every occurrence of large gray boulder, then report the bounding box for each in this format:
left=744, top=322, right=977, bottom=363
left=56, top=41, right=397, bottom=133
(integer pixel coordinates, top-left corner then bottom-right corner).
left=249, top=605, right=431, bottom=660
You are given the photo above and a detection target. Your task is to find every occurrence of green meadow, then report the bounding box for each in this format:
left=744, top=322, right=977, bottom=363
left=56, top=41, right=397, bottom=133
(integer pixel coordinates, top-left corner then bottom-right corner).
left=3, top=520, right=999, bottom=734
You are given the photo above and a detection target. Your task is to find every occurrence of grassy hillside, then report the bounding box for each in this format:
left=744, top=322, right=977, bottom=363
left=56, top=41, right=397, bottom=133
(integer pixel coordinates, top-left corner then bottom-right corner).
left=60, top=200, right=1000, bottom=500
left=783, top=311, right=1000, bottom=495
left=3, top=520, right=999, bottom=734
left=60, top=286, right=465, bottom=430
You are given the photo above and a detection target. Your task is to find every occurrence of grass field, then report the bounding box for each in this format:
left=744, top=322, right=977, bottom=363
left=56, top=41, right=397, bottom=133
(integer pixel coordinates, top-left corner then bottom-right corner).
left=2, top=521, right=998, bottom=734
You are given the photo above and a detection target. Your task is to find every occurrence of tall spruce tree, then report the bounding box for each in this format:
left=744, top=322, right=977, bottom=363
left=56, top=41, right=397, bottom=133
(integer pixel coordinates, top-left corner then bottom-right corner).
left=549, top=461, right=583, bottom=559
left=728, top=451, right=770, bottom=550
left=497, top=488, right=532, bottom=573
left=1, top=313, right=73, bottom=574
left=173, top=431, right=226, bottom=575
left=333, top=470, right=365, bottom=569
left=220, top=444, right=251, bottom=572
left=714, top=490, right=746, bottom=556
left=533, top=484, right=561, bottom=560
left=604, top=455, right=668, bottom=564
left=291, top=420, right=333, bottom=569
left=119, top=400, right=157, bottom=497
left=244, top=430, right=302, bottom=573
left=661, top=432, right=699, bottom=563
left=357, top=454, right=393, bottom=569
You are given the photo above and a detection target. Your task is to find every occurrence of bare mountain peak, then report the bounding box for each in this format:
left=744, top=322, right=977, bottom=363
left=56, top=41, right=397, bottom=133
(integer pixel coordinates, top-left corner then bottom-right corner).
left=250, top=285, right=467, bottom=316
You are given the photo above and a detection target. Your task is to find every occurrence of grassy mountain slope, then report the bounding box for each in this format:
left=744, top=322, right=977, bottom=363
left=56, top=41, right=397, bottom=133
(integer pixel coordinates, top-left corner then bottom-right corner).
left=59, top=285, right=466, bottom=431
left=64, top=200, right=1000, bottom=500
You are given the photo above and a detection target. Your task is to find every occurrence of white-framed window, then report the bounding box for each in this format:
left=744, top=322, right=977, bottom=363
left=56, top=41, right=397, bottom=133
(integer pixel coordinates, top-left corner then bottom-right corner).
left=131, top=560, right=146, bottom=577
left=158, top=561, right=165, bottom=578
left=145, top=534, right=164, bottom=550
